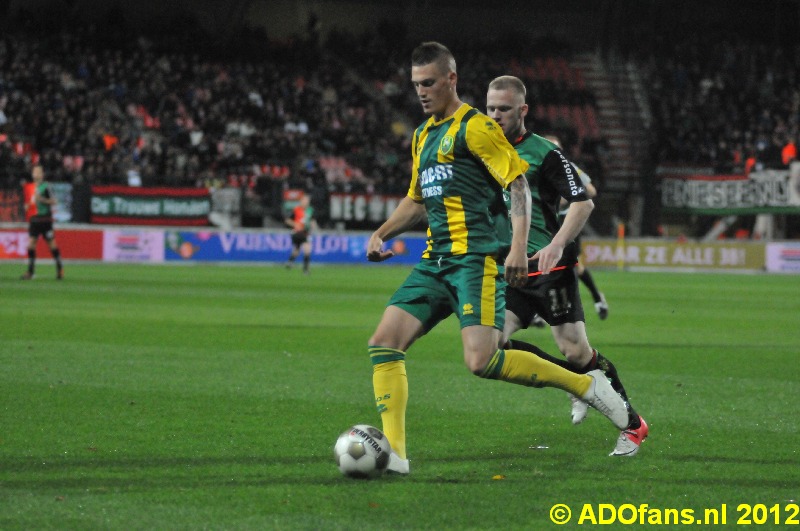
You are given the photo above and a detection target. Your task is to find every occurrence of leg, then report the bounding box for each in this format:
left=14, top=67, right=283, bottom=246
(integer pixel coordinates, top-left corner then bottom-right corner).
left=22, top=233, right=37, bottom=279
left=300, top=241, right=311, bottom=273
left=503, top=305, right=593, bottom=426
left=501, top=309, right=525, bottom=346
left=372, top=262, right=454, bottom=469
left=461, top=324, right=504, bottom=374
left=286, top=244, right=299, bottom=268
left=552, top=321, right=629, bottom=399
left=551, top=321, right=599, bottom=424
left=550, top=321, right=593, bottom=367
left=468, top=323, right=585, bottom=393
left=368, top=305, right=425, bottom=462
left=45, top=235, right=63, bottom=278
left=465, top=325, right=629, bottom=429
left=552, top=321, right=643, bottom=436
left=505, top=334, right=589, bottom=424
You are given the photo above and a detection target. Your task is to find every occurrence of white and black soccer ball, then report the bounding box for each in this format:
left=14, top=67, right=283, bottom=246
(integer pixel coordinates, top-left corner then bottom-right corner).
left=333, top=424, right=392, bottom=479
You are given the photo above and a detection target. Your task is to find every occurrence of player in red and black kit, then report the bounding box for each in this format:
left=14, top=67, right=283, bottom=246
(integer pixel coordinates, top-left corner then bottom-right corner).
left=21, top=165, right=64, bottom=280
left=486, top=75, right=648, bottom=456
left=284, top=195, right=317, bottom=274
left=545, top=134, right=609, bottom=320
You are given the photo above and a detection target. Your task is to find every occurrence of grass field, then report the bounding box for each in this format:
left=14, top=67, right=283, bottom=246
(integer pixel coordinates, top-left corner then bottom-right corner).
left=1, top=262, right=799, bottom=530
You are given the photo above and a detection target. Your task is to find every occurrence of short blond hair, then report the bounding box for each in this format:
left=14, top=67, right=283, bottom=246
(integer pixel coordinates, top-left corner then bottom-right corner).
left=488, top=75, right=527, bottom=101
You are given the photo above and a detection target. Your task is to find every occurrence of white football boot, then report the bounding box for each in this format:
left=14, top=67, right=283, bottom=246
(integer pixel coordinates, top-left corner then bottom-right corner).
left=569, top=394, right=589, bottom=424
left=610, top=415, right=649, bottom=457
left=387, top=451, right=410, bottom=475
left=581, top=369, right=628, bottom=430
left=595, top=293, right=609, bottom=320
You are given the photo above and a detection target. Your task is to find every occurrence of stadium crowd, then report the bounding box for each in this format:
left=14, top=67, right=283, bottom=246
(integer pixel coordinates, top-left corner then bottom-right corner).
left=637, top=34, right=800, bottom=173
left=0, top=23, right=607, bottom=220
left=0, top=23, right=412, bottom=202
left=1, top=16, right=799, bottom=226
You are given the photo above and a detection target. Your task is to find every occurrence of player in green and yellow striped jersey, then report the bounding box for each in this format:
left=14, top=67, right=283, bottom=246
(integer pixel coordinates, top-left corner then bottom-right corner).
left=365, top=43, right=630, bottom=474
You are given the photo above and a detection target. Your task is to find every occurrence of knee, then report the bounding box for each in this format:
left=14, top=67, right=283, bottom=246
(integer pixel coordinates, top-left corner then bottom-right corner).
left=561, top=343, right=591, bottom=367
left=368, top=331, right=390, bottom=349
left=467, top=361, right=486, bottom=376
left=369, top=329, right=410, bottom=352
left=464, top=349, right=493, bottom=376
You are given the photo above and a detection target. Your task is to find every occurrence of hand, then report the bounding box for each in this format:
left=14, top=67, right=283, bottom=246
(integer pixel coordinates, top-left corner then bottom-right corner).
left=504, top=247, right=528, bottom=287
left=367, top=233, right=395, bottom=262
left=530, top=242, right=564, bottom=274
left=368, top=250, right=395, bottom=262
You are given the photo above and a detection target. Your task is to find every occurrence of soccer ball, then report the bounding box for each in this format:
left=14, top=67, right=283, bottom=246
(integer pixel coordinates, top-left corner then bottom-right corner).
left=333, top=424, right=392, bottom=479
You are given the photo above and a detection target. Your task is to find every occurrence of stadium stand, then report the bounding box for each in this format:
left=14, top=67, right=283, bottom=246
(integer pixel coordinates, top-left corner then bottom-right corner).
left=0, top=25, right=606, bottom=226
left=1, top=3, right=798, bottom=235
left=637, top=36, right=799, bottom=174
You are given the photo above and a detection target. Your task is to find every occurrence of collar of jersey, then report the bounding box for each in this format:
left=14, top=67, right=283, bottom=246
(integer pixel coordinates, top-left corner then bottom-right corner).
left=426, top=102, right=471, bottom=128
left=513, top=130, right=533, bottom=146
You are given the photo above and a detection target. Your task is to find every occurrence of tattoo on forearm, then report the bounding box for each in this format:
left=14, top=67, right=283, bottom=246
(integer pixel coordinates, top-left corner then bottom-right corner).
left=510, top=177, right=529, bottom=217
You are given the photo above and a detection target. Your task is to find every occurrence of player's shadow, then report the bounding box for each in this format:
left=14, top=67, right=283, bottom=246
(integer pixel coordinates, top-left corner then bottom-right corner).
left=0, top=454, right=344, bottom=490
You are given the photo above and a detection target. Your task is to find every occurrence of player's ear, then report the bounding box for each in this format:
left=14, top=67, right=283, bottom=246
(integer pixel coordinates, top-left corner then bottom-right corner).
left=520, top=103, right=529, bottom=119
left=448, top=71, right=457, bottom=90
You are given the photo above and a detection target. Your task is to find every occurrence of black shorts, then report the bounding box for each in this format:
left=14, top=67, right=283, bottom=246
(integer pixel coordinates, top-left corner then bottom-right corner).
left=505, top=264, right=585, bottom=327
left=28, top=217, right=55, bottom=241
left=291, top=230, right=309, bottom=246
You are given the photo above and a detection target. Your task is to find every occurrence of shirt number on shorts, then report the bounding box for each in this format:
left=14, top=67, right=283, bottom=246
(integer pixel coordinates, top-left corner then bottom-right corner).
left=547, top=287, right=572, bottom=318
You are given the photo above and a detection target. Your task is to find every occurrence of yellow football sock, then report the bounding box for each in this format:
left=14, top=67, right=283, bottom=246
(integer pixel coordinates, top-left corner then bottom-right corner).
left=481, top=348, right=591, bottom=397
left=370, top=346, right=408, bottom=459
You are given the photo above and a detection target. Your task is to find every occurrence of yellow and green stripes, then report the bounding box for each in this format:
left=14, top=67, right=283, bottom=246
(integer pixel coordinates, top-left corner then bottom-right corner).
left=480, top=255, right=498, bottom=326
left=480, top=349, right=505, bottom=379
left=443, top=196, right=467, bottom=254
left=369, top=346, right=406, bottom=366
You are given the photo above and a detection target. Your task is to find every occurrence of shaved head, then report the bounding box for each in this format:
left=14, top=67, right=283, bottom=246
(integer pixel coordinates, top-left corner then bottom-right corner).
left=411, top=41, right=457, bottom=75
left=488, top=75, right=526, bottom=104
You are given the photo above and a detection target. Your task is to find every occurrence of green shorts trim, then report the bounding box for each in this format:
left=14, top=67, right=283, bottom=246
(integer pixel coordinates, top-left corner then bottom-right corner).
left=387, top=254, right=507, bottom=332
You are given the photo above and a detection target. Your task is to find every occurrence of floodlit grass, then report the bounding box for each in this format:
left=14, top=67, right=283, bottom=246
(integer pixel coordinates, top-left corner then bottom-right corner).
left=1, top=262, right=798, bottom=529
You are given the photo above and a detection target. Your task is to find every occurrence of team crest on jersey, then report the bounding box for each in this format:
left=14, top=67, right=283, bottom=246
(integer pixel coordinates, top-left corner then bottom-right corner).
left=440, top=135, right=455, bottom=155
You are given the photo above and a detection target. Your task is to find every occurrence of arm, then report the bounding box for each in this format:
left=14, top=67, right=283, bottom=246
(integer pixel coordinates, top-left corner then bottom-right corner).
left=532, top=199, right=594, bottom=273
left=532, top=151, right=593, bottom=273
left=461, top=117, right=530, bottom=283
left=505, top=176, right=530, bottom=287
left=576, top=164, right=597, bottom=199
left=584, top=181, right=597, bottom=199
left=558, top=165, right=596, bottom=209
left=367, top=196, right=427, bottom=262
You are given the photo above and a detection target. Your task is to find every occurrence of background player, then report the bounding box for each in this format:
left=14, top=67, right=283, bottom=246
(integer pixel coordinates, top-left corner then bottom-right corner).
left=21, top=164, right=64, bottom=280
left=486, top=75, right=647, bottom=456
left=284, top=194, right=317, bottom=274
left=544, top=134, right=609, bottom=320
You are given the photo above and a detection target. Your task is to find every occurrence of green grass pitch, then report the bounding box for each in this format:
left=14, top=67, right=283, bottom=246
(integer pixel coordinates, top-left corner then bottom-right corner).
left=1, top=262, right=798, bottom=529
